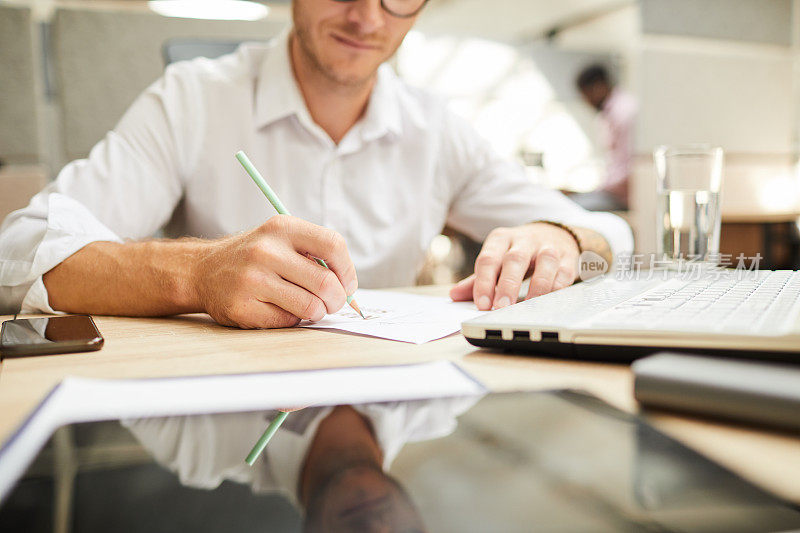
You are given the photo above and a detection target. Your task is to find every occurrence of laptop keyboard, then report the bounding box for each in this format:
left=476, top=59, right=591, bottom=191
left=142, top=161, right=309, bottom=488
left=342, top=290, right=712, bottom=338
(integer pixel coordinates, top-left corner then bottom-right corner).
left=584, top=270, right=800, bottom=335
left=495, top=278, right=660, bottom=327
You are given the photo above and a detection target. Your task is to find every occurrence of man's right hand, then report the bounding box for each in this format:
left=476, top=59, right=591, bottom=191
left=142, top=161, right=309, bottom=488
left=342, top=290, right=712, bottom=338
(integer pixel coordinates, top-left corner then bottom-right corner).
left=192, top=215, right=358, bottom=329
left=42, top=215, right=357, bottom=329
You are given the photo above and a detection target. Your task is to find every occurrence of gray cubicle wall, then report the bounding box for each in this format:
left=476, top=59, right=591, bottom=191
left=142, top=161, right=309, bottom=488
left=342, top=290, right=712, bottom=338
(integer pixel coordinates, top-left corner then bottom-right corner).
left=641, top=0, right=793, bottom=46
left=637, top=48, right=794, bottom=153
left=637, top=0, right=796, bottom=154
left=0, top=4, right=40, bottom=164
left=51, top=6, right=287, bottom=162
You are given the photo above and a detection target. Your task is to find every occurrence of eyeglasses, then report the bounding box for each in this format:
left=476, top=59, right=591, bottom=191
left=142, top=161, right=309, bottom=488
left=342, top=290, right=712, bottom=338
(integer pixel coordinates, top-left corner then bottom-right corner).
left=331, top=0, right=428, bottom=18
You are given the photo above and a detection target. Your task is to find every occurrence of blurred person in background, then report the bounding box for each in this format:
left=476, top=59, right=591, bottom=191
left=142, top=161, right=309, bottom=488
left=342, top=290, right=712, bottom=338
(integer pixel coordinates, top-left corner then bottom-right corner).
left=572, top=64, right=637, bottom=212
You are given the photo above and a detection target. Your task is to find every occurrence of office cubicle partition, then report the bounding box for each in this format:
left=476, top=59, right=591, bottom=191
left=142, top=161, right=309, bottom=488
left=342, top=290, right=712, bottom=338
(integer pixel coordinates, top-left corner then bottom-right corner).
left=0, top=4, right=40, bottom=165
left=50, top=5, right=286, bottom=162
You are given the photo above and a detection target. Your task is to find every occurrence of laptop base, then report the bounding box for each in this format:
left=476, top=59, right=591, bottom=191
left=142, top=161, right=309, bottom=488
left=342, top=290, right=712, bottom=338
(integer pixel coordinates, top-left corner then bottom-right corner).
left=465, top=336, right=800, bottom=365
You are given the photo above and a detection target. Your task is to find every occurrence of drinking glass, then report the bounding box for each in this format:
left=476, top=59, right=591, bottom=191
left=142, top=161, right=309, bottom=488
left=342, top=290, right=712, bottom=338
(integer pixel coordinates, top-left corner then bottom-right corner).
left=654, top=145, right=724, bottom=265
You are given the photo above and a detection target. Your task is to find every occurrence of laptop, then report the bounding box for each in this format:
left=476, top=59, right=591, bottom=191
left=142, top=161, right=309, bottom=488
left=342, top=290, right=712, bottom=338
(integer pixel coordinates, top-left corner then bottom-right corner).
left=462, top=269, right=800, bottom=362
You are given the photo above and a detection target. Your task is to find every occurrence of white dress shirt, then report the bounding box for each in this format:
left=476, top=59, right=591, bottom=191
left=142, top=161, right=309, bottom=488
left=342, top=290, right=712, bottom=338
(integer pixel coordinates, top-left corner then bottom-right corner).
left=123, top=398, right=478, bottom=506
left=0, top=33, right=632, bottom=314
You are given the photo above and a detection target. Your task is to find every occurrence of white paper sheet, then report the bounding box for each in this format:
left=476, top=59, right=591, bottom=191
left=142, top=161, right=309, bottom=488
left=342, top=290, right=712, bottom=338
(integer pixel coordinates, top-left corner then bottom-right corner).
left=300, top=289, right=484, bottom=343
left=0, top=361, right=486, bottom=501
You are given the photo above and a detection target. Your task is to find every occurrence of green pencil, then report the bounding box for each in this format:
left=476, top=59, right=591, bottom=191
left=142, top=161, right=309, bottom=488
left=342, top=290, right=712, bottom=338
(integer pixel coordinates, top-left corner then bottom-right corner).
left=245, top=411, right=289, bottom=466
left=236, top=150, right=365, bottom=466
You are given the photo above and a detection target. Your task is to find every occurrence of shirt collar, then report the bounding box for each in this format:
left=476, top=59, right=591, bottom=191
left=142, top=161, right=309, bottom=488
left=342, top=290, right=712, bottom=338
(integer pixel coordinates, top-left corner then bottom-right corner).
left=254, top=30, right=308, bottom=130
left=254, top=31, right=423, bottom=143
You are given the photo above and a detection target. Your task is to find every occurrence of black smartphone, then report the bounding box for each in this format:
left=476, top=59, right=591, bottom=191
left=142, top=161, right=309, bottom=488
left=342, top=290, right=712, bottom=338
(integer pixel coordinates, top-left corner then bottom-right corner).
left=0, top=315, right=104, bottom=358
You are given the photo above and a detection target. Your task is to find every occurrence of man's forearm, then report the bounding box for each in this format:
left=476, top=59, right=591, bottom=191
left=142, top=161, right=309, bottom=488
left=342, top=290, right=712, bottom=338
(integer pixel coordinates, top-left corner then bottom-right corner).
left=43, top=239, right=206, bottom=316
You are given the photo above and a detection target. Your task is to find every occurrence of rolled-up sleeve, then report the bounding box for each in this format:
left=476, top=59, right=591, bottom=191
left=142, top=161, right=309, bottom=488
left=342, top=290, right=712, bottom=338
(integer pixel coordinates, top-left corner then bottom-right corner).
left=441, top=110, right=633, bottom=262
left=0, top=64, right=196, bottom=314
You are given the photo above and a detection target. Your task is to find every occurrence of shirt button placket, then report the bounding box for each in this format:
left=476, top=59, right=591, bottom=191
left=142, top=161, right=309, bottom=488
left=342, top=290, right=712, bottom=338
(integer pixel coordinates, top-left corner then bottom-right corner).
left=328, top=155, right=347, bottom=237
left=321, top=152, right=340, bottom=230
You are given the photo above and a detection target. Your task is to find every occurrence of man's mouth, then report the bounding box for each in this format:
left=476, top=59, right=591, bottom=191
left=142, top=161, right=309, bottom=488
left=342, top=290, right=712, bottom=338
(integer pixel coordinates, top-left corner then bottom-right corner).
left=331, top=33, right=380, bottom=51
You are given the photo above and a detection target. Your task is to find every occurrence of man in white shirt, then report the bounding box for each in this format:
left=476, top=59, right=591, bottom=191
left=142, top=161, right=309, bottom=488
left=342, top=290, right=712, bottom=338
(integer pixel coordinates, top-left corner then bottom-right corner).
left=0, top=0, right=632, bottom=328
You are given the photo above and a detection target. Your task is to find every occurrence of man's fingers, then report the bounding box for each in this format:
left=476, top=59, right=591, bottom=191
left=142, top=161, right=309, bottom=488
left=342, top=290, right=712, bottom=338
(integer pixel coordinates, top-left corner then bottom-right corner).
left=492, top=245, right=535, bottom=309
left=449, top=274, right=476, bottom=302
left=264, top=215, right=358, bottom=296
left=275, top=253, right=347, bottom=314
left=219, top=268, right=334, bottom=327
left=552, top=266, right=576, bottom=292
left=222, top=298, right=302, bottom=329
left=254, top=302, right=304, bottom=328
left=473, top=229, right=512, bottom=310
left=525, top=248, right=561, bottom=299
left=258, top=274, right=328, bottom=322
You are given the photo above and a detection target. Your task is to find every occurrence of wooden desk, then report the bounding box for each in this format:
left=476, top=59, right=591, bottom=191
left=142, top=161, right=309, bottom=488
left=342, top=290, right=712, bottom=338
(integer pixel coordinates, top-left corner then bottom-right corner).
left=1, top=286, right=799, bottom=503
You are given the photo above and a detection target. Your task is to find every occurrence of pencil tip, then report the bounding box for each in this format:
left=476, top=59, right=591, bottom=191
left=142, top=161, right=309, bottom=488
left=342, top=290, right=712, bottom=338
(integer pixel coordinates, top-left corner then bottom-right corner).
left=350, top=299, right=366, bottom=319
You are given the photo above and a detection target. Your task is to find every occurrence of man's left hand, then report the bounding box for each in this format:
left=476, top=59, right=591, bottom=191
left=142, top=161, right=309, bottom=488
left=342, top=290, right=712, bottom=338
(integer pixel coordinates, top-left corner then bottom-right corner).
left=449, top=222, right=580, bottom=310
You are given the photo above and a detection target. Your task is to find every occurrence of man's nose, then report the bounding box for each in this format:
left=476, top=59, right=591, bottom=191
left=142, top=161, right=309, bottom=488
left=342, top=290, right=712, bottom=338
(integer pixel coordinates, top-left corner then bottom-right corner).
left=345, top=0, right=386, bottom=35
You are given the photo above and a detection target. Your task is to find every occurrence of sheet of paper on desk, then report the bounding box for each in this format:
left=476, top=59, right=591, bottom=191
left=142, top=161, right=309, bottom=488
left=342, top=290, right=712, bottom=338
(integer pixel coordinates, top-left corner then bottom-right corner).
left=299, top=289, right=484, bottom=344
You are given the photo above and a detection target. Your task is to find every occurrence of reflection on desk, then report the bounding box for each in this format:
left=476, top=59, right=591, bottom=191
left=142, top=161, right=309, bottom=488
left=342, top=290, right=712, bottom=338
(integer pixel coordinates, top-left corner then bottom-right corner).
left=2, top=391, right=799, bottom=533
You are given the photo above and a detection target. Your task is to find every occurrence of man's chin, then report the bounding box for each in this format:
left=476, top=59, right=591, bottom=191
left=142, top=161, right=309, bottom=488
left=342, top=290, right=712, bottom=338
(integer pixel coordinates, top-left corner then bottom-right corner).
left=322, top=64, right=379, bottom=88
left=322, top=48, right=384, bottom=82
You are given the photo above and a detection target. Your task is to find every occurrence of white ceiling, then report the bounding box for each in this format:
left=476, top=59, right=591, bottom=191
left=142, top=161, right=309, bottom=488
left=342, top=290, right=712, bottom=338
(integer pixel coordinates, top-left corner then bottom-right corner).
left=416, top=0, right=635, bottom=43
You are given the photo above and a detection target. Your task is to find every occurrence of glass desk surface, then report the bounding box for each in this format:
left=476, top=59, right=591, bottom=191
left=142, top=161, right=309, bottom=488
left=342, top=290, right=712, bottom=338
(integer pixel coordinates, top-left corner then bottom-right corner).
left=1, top=390, right=798, bottom=533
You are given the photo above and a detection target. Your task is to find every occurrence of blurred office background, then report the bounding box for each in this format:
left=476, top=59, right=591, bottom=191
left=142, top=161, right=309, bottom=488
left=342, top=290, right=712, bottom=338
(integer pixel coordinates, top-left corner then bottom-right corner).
left=1, top=0, right=800, bottom=280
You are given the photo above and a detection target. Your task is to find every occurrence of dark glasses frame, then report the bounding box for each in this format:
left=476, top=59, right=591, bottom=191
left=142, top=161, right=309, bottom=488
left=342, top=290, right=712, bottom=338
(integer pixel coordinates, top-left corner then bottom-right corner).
left=331, top=0, right=429, bottom=19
